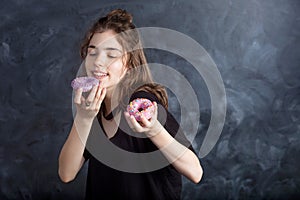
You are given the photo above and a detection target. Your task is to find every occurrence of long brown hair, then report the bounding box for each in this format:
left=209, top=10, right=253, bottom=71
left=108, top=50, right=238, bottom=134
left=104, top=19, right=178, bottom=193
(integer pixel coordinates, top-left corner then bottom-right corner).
left=80, top=9, right=168, bottom=109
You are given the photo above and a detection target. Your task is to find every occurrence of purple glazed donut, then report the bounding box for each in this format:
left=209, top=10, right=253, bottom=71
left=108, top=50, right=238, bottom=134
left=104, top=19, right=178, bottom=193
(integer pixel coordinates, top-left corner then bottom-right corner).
left=71, top=77, right=99, bottom=92
left=127, top=98, right=155, bottom=121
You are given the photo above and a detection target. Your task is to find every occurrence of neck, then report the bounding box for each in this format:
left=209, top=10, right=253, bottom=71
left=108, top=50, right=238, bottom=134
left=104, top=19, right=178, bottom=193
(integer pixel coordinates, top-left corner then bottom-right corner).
left=103, top=87, right=119, bottom=116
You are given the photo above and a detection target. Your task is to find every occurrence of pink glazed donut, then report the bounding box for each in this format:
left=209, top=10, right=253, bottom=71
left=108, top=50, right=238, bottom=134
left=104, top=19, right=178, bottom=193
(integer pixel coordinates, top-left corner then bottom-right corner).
left=127, top=98, right=155, bottom=121
left=71, top=77, right=99, bottom=92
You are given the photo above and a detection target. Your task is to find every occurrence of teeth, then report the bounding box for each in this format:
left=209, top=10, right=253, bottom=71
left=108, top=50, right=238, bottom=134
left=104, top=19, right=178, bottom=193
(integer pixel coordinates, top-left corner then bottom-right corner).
left=94, top=72, right=107, bottom=77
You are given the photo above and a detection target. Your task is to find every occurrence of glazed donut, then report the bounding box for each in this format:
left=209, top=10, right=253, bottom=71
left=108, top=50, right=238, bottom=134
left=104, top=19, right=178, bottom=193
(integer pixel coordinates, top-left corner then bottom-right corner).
left=71, top=77, right=99, bottom=92
left=127, top=98, right=155, bottom=121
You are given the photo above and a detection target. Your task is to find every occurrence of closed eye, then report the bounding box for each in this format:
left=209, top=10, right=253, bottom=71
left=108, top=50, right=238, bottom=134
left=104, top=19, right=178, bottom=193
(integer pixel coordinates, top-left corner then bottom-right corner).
left=107, top=54, right=119, bottom=58
left=88, top=49, right=97, bottom=56
left=107, top=51, right=122, bottom=59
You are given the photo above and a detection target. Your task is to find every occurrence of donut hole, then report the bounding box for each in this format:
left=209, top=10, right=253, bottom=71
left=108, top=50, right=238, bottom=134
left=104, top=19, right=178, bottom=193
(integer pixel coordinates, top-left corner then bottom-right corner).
left=138, top=108, right=144, bottom=112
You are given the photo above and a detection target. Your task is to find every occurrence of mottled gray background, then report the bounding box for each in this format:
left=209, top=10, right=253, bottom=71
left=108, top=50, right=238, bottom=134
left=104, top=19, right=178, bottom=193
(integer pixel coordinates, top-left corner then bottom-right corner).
left=0, top=0, right=299, bottom=199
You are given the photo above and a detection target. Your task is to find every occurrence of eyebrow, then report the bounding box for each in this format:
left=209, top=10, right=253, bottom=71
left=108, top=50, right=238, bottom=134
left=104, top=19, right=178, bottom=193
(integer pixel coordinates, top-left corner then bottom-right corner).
left=88, top=45, right=123, bottom=53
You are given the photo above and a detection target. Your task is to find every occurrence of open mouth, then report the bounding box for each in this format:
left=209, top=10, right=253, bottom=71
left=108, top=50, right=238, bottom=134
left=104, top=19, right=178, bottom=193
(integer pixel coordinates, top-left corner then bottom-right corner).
left=93, top=71, right=108, bottom=79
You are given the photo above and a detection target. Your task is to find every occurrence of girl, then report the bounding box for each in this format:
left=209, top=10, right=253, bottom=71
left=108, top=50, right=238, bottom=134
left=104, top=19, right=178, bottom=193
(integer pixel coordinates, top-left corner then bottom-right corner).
left=58, top=9, right=202, bottom=200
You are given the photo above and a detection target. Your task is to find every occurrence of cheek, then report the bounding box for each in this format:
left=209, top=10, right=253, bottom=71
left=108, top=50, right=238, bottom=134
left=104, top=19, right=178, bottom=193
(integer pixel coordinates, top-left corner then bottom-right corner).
left=84, top=61, right=92, bottom=74
left=110, top=61, right=126, bottom=75
left=85, top=57, right=94, bottom=67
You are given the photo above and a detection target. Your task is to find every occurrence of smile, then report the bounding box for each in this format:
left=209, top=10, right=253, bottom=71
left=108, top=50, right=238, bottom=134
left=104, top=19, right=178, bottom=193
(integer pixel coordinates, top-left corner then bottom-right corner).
left=93, top=71, right=108, bottom=79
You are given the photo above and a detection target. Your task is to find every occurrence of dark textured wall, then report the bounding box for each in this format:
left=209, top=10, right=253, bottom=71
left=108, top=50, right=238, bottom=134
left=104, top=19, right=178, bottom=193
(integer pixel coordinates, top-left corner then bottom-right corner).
left=1, top=0, right=299, bottom=199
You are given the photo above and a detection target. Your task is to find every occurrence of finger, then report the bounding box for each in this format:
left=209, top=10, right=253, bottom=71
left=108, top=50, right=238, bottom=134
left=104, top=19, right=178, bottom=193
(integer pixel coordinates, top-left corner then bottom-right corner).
left=95, top=87, right=106, bottom=108
left=152, top=102, right=158, bottom=119
left=74, top=88, right=83, bottom=104
left=100, top=87, right=106, bottom=101
left=141, top=102, right=158, bottom=126
left=124, top=112, right=135, bottom=129
left=92, top=85, right=102, bottom=108
left=94, top=85, right=102, bottom=101
left=129, top=114, right=143, bottom=131
left=86, top=85, right=98, bottom=104
left=81, top=96, right=86, bottom=107
left=140, top=114, right=151, bottom=127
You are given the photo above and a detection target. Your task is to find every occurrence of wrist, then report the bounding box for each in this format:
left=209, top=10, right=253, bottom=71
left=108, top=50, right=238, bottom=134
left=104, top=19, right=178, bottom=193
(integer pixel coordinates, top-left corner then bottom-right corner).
left=75, top=114, right=94, bottom=125
left=146, top=123, right=164, bottom=138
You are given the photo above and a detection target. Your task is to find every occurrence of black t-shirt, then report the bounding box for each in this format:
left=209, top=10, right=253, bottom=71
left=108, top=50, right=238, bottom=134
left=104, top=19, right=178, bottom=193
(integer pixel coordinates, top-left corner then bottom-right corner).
left=83, top=91, right=195, bottom=200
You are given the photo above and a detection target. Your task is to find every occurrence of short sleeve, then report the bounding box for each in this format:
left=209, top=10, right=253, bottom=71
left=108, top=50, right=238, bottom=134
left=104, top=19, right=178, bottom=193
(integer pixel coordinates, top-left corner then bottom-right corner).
left=129, top=91, right=196, bottom=154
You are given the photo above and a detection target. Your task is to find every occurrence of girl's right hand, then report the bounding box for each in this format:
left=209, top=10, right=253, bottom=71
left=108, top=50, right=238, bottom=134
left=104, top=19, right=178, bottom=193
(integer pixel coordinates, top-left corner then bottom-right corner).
left=73, top=84, right=106, bottom=120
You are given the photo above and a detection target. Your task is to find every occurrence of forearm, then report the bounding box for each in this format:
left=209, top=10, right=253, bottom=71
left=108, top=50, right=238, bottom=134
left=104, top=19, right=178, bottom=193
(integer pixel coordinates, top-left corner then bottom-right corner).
left=58, top=115, right=93, bottom=182
left=149, top=128, right=203, bottom=183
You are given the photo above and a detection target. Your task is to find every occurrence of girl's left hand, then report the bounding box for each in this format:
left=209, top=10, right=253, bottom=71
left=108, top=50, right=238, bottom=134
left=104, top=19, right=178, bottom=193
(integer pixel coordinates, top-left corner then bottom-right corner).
left=124, top=102, right=164, bottom=137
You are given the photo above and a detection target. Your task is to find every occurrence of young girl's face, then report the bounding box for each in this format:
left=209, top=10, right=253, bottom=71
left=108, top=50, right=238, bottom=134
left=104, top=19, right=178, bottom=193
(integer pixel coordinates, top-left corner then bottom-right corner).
left=85, top=30, right=127, bottom=93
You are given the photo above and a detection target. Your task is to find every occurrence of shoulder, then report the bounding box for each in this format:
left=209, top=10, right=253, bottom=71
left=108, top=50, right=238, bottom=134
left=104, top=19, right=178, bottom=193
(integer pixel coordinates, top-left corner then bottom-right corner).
left=129, top=90, right=160, bottom=103
left=130, top=87, right=196, bottom=153
left=130, top=83, right=168, bottom=109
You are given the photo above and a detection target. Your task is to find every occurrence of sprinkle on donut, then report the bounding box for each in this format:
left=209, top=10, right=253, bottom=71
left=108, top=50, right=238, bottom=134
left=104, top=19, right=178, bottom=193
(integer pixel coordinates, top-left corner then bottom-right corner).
left=127, top=98, right=155, bottom=121
left=71, top=77, right=99, bottom=92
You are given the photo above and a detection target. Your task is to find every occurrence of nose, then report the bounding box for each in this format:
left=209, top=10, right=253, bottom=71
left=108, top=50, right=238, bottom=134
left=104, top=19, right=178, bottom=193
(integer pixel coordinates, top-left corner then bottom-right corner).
left=94, top=52, right=107, bottom=68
